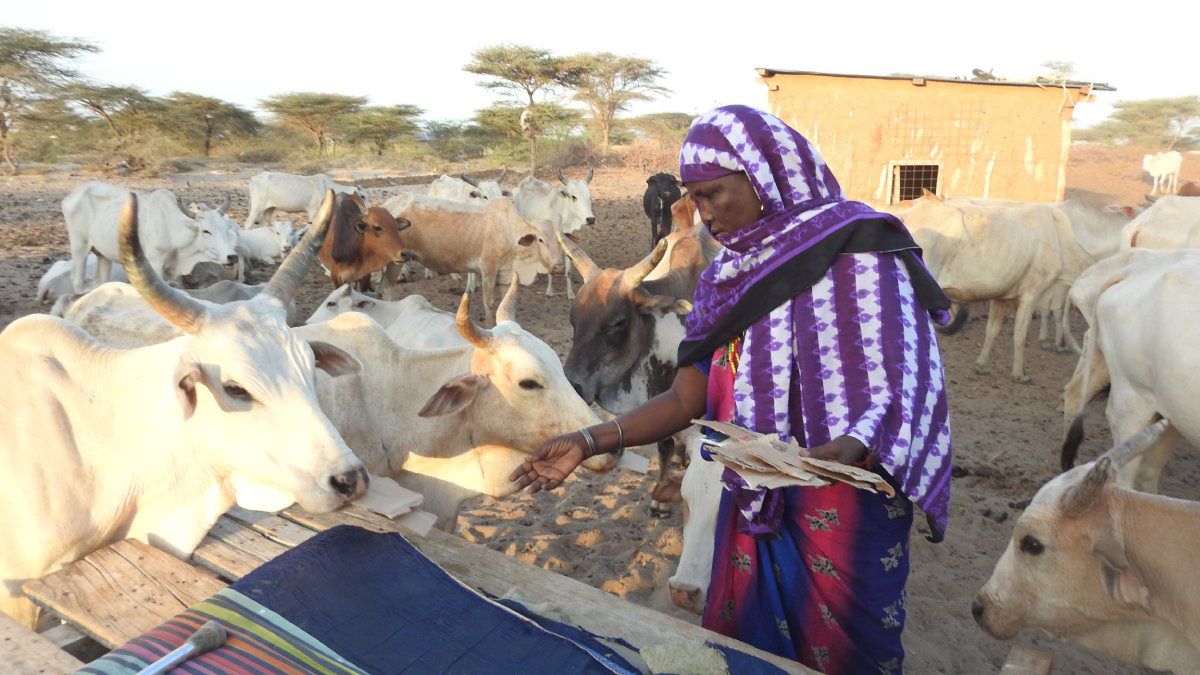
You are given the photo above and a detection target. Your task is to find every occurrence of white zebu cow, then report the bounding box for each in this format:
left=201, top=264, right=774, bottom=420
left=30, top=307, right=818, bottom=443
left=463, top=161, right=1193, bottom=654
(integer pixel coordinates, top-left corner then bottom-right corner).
left=298, top=293, right=617, bottom=527
left=56, top=278, right=616, bottom=530
left=238, top=219, right=300, bottom=264
left=37, top=254, right=128, bottom=307
left=1060, top=248, right=1200, bottom=493
left=68, top=280, right=301, bottom=339
left=513, top=169, right=597, bottom=299
left=0, top=192, right=366, bottom=626
left=382, top=194, right=558, bottom=324
left=1143, top=151, right=1183, bottom=196
left=1119, top=196, right=1200, bottom=250
left=427, top=171, right=509, bottom=203
left=244, top=171, right=365, bottom=228
left=307, top=285, right=460, bottom=348
left=64, top=182, right=240, bottom=293
left=666, top=432, right=723, bottom=613
left=899, top=199, right=1071, bottom=382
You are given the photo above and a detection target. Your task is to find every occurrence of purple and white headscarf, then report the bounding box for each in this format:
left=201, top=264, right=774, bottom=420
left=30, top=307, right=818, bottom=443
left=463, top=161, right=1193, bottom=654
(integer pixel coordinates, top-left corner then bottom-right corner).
left=680, top=105, right=953, bottom=539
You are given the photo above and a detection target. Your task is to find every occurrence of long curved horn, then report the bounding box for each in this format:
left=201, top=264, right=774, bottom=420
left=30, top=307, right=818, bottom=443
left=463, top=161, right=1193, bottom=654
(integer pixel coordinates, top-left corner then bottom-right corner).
left=119, top=194, right=208, bottom=334
left=460, top=173, right=480, bottom=188
left=176, top=195, right=196, bottom=219
left=455, top=293, right=492, bottom=348
left=585, top=167, right=594, bottom=183
left=217, top=192, right=232, bottom=215
left=495, top=272, right=519, bottom=324
left=265, top=190, right=335, bottom=304
left=497, top=168, right=508, bottom=184
left=621, top=238, right=668, bottom=289
left=555, top=231, right=600, bottom=283
left=557, top=168, right=567, bottom=185
left=1102, top=419, right=1171, bottom=468
left=1061, top=457, right=1111, bottom=519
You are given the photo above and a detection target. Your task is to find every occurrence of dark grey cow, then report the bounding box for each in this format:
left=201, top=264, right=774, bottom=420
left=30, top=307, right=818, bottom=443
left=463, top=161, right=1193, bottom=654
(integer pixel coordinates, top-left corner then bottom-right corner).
left=643, top=172, right=682, bottom=249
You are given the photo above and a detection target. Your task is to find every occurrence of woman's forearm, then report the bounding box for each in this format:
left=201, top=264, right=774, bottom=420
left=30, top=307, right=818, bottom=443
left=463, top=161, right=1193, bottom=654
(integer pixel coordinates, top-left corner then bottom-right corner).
left=584, top=366, right=707, bottom=455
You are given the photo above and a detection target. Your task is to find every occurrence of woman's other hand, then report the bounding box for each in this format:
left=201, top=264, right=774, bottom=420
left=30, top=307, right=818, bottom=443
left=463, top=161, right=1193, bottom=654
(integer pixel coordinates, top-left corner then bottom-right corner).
left=803, top=435, right=869, bottom=466
left=509, top=433, right=589, bottom=494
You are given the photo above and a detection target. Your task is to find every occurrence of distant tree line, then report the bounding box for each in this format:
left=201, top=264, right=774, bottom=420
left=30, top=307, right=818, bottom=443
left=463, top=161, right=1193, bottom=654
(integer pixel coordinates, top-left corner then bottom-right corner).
left=1, top=27, right=684, bottom=175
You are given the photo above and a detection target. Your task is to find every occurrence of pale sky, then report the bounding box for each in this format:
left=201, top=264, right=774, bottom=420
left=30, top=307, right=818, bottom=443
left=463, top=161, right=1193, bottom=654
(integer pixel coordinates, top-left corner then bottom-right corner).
left=7, top=0, right=1196, bottom=130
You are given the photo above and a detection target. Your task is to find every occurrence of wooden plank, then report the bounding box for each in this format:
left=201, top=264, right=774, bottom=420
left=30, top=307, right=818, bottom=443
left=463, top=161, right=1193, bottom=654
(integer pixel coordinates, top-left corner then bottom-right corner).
left=1000, top=645, right=1054, bottom=674
left=0, top=613, right=84, bottom=674
left=282, top=505, right=809, bottom=673
left=226, top=507, right=317, bottom=548
left=193, top=517, right=290, bottom=580
left=21, top=539, right=226, bottom=648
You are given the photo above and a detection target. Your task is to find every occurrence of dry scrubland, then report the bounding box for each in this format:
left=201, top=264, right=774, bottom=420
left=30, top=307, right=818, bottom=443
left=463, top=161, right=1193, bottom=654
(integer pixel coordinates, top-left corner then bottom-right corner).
left=1, top=145, right=1198, bottom=672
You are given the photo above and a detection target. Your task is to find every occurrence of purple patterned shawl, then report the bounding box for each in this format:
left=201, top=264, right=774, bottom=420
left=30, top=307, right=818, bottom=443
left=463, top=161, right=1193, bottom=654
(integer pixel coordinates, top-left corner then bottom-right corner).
left=680, top=105, right=952, bottom=539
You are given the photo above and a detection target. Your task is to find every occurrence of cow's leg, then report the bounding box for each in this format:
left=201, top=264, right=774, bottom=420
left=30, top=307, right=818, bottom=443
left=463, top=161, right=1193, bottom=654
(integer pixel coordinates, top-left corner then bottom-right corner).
left=974, top=300, right=1007, bottom=374
left=94, top=256, right=113, bottom=291
left=649, top=436, right=678, bottom=518
left=69, top=238, right=90, bottom=293
left=1009, top=295, right=1038, bottom=383
left=544, top=264, right=555, bottom=297
left=1106, top=397, right=1175, bottom=493
left=244, top=196, right=261, bottom=229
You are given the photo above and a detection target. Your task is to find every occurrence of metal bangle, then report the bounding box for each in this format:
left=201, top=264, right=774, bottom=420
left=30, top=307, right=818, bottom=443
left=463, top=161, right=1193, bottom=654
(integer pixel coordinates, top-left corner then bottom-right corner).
left=578, top=427, right=598, bottom=458
left=610, top=419, right=624, bottom=451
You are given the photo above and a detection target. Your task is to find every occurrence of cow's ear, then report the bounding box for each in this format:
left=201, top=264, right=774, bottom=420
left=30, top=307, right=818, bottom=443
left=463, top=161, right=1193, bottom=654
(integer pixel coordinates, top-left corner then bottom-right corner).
left=309, top=340, right=362, bottom=377
left=517, top=234, right=536, bottom=247
left=1094, top=536, right=1150, bottom=610
left=633, top=290, right=692, bottom=316
left=355, top=298, right=376, bottom=310
left=175, top=361, right=202, bottom=420
left=418, top=373, right=489, bottom=417
left=646, top=177, right=655, bottom=185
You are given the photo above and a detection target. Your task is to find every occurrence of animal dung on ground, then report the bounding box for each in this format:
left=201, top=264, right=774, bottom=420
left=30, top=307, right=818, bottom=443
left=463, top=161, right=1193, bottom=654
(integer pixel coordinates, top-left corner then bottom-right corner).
left=691, top=419, right=896, bottom=497
left=358, top=475, right=424, bottom=518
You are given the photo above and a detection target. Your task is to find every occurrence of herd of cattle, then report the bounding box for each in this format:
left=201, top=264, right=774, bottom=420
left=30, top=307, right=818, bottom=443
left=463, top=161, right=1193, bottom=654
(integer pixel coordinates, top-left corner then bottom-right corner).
left=2, top=163, right=1200, bottom=671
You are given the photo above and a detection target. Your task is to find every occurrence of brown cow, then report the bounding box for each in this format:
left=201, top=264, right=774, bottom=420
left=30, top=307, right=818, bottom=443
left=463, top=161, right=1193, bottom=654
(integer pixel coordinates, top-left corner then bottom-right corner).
left=318, top=194, right=410, bottom=290
left=670, top=193, right=700, bottom=237
left=1146, top=180, right=1200, bottom=202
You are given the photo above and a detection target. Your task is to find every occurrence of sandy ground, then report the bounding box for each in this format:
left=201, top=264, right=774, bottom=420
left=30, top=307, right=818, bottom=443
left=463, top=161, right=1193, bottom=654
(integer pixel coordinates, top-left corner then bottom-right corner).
left=1, top=146, right=1198, bottom=673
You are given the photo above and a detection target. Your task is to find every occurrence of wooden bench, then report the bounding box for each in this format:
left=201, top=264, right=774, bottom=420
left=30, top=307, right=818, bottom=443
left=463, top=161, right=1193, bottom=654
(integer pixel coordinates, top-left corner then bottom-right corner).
left=0, top=614, right=84, bottom=674
left=20, top=503, right=808, bottom=673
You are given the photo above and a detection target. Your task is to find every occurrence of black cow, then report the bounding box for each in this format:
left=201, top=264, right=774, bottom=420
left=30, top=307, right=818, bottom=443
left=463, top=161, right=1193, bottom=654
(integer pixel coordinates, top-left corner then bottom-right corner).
left=643, top=172, right=682, bottom=249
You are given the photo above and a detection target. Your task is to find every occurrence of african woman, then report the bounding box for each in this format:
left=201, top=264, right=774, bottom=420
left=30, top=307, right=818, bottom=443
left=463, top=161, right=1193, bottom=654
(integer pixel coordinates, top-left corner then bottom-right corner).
left=511, top=105, right=954, bottom=673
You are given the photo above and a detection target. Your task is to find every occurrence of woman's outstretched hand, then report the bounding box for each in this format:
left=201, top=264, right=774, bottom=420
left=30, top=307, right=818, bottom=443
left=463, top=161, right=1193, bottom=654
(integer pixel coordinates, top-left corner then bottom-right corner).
left=509, top=433, right=589, bottom=494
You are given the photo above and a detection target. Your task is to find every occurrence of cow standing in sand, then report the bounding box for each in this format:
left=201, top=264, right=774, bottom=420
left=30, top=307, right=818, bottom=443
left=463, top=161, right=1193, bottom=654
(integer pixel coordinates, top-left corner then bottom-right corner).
left=244, top=171, right=366, bottom=228
left=64, top=182, right=240, bottom=293
left=513, top=169, right=597, bottom=299
left=318, top=194, right=410, bottom=290
left=1143, top=151, right=1183, bottom=196
left=0, top=191, right=366, bottom=627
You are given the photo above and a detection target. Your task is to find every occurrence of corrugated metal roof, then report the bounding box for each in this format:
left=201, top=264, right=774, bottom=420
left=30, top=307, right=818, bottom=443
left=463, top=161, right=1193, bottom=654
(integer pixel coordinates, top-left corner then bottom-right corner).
left=756, top=68, right=1117, bottom=92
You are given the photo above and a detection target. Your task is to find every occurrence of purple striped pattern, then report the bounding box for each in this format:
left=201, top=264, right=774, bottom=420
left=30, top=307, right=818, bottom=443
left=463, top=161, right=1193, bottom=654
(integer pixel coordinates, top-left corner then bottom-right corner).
left=681, top=106, right=952, bottom=536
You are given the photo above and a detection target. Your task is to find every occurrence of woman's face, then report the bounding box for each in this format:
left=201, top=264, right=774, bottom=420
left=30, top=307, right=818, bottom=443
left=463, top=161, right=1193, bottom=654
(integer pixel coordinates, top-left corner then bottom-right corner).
left=685, top=172, right=763, bottom=237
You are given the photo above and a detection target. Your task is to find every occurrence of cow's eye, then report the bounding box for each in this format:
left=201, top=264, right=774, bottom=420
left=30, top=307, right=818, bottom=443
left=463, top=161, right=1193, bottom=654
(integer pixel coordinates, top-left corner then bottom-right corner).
left=327, top=301, right=336, bottom=307
left=519, top=379, right=543, bottom=390
left=224, top=383, right=252, bottom=401
left=1019, top=535, right=1044, bottom=556
left=559, top=191, right=568, bottom=198
left=373, top=226, right=382, bottom=233
left=202, top=229, right=212, bottom=235
left=571, top=195, right=578, bottom=201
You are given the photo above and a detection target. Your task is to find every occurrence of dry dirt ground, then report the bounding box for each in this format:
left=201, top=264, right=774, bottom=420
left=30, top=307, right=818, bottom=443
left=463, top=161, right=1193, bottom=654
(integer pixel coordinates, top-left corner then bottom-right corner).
left=1, top=146, right=1197, bottom=673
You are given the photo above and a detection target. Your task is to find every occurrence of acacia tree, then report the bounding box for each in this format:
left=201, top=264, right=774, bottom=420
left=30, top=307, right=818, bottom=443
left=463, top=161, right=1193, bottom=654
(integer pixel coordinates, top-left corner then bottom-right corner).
left=261, top=92, right=365, bottom=155
left=471, top=101, right=581, bottom=158
left=337, top=104, right=422, bottom=156
left=1078, top=96, right=1200, bottom=150
left=65, top=83, right=161, bottom=148
left=565, top=52, right=667, bottom=153
left=464, top=45, right=575, bottom=173
left=160, top=92, right=260, bottom=156
left=0, top=27, right=96, bottom=173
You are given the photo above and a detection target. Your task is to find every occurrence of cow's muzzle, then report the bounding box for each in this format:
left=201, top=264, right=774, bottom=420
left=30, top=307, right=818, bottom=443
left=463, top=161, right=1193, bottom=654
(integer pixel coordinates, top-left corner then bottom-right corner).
left=330, top=467, right=369, bottom=500
left=224, top=254, right=239, bottom=267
